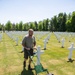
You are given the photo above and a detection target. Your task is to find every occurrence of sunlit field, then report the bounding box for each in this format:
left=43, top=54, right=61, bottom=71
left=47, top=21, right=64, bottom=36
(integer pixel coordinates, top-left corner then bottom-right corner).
left=0, top=31, right=75, bottom=75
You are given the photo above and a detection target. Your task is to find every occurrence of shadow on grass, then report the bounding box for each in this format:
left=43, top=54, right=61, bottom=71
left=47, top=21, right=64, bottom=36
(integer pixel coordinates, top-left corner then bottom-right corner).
left=67, top=59, right=75, bottom=63
left=20, top=68, right=34, bottom=75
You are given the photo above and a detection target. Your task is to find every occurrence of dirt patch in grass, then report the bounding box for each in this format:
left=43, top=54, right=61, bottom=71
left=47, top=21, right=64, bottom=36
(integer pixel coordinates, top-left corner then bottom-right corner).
left=6, top=51, right=16, bottom=54
left=6, top=53, right=19, bottom=59
left=61, top=67, right=74, bottom=75
left=41, top=62, right=48, bottom=68
left=62, top=57, right=68, bottom=61
left=6, top=65, right=22, bottom=73
left=14, top=59, right=22, bottom=65
left=48, top=59, right=64, bottom=65
left=0, top=68, right=4, bottom=75
left=0, top=52, right=3, bottom=60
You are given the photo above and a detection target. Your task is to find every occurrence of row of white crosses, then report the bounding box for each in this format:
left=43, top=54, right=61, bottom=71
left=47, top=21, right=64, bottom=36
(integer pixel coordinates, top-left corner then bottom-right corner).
left=61, top=34, right=74, bottom=48
left=66, top=33, right=74, bottom=42
left=36, top=32, right=49, bottom=41
left=34, top=32, right=51, bottom=50
left=6, top=32, right=19, bottom=45
left=6, top=31, right=50, bottom=45
left=60, top=32, right=75, bottom=48
left=54, top=32, right=61, bottom=43
left=6, top=31, right=51, bottom=45
left=61, top=33, right=75, bottom=48
left=54, top=32, right=75, bottom=60
left=43, top=33, right=51, bottom=50
left=54, top=32, right=75, bottom=48
left=51, top=32, right=75, bottom=60
left=38, top=34, right=45, bottom=41
left=54, top=32, right=65, bottom=48
left=54, top=32, right=71, bottom=43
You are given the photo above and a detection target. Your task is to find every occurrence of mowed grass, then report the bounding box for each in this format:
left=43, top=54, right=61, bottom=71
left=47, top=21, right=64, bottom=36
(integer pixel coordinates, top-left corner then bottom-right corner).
left=0, top=32, right=75, bottom=75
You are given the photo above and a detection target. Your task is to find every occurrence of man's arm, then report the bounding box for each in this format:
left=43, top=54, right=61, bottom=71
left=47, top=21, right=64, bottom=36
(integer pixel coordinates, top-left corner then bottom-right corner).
left=33, top=37, right=37, bottom=50
left=22, top=44, right=27, bottom=49
left=22, top=44, right=30, bottom=50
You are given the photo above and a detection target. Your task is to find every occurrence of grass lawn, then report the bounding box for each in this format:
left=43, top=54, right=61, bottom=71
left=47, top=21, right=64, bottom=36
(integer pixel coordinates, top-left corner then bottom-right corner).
left=0, top=32, right=75, bottom=75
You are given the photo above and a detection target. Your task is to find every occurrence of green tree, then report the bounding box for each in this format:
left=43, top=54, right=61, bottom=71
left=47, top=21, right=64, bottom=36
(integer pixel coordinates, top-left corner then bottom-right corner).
left=57, top=13, right=64, bottom=31
left=2, top=24, right=5, bottom=32
left=34, top=21, right=38, bottom=31
left=67, top=13, right=72, bottom=20
left=23, top=23, right=26, bottom=31
left=62, top=13, right=67, bottom=31
left=38, top=21, right=43, bottom=31
left=66, top=19, right=72, bottom=32
left=42, top=19, right=46, bottom=31
left=15, top=23, right=19, bottom=31
left=11, top=23, right=16, bottom=31
left=29, top=22, right=34, bottom=29
left=50, top=18, right=55, bottom=31
left=71, top=11, right=75, bottom=32
left=23, top=23, right=29, bottom=31
left=46, top=18, right=49, bottom=31
left=5, top=21, right=12, bottom=31
left=52, top=16, right=58, bottom=31
left=19, top=21, right=23, bottom=31
left=0, top=23, right=2, bottom=30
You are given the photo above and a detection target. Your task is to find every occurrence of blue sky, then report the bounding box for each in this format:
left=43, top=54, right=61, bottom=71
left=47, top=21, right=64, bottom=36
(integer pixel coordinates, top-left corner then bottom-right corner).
left=0, top=0, right=75, bottom=24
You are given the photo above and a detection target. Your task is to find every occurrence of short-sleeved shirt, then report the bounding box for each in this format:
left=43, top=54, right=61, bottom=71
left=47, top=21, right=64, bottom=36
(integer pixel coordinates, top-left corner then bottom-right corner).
left=22, top=34, right=36, bottom=49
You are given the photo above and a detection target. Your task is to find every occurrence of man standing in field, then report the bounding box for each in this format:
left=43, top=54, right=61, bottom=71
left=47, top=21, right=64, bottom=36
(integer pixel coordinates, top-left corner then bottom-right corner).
left=22, top=29, right=36, bottom=70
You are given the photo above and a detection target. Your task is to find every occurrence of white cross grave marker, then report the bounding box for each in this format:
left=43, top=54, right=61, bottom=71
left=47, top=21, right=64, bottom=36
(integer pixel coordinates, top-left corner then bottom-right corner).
left=68, top=34, right=71, bottom=42
left=57, top=35, right=60, bottom=43
left=0, top=35, right=1, bottom=41
left=36, top=46, right=44, bottom=65
left=61, top=38, right=65, bottom=48
left=16, top=37, right=18, bottom=45
left=43, top=39, right=47, bottom=50
left=68, top=43, right=75, bottom=60
left=0, top=35, right=1, bottom=40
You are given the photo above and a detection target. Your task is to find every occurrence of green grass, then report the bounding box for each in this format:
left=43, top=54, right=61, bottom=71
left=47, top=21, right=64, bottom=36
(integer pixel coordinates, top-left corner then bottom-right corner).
left=0, top=32, right=75, bottom=75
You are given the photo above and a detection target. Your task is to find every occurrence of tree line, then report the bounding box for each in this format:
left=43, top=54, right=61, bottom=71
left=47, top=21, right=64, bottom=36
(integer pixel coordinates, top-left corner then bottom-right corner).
left=0, top=11, right=75, bottom=32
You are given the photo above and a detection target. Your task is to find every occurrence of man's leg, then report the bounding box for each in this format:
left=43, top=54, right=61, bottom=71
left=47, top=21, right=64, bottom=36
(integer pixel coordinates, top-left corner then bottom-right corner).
left=23, top=50, right=28, bottom=69
left=28, top=58, right=32, bottom=70
left=28, top=49, right=33, bottom=70
left=23, top=58, right=26, bottom=69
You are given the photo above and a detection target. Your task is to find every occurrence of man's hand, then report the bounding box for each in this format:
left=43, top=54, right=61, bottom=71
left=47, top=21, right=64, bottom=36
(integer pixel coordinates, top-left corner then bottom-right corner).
left=26, top=48, right=30, bottom=50
left=33, top=46, right=37, bottom=50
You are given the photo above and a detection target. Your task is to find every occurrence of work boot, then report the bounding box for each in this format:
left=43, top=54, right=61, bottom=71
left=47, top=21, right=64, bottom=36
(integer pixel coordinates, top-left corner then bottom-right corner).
left=28, top=65, right=34, bottom=70
left=23, top=61, right=26, bottom=69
